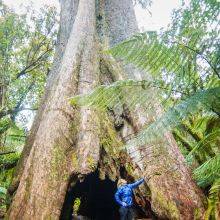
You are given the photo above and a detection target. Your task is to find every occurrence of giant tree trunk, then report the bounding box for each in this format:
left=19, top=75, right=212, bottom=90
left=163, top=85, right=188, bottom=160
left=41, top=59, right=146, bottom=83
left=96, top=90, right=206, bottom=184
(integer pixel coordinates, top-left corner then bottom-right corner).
left=7, top=0, right=205, bottom=219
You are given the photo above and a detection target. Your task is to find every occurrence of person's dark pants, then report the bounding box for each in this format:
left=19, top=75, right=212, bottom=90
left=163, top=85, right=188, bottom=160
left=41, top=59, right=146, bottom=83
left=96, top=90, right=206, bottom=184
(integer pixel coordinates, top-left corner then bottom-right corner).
left=119, top=206, right=134, bottom=220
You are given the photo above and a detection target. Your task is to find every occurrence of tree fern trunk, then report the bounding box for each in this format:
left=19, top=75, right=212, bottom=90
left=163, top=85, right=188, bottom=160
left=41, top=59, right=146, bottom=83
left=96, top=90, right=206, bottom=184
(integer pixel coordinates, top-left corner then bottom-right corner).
left=7, top=0, right=205, bottom=219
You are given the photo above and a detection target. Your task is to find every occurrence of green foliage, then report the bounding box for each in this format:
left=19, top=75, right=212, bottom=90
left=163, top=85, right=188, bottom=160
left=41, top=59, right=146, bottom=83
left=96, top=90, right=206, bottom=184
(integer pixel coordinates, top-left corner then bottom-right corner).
left=127, top=87, right=219, bottom=147
left=0, top=2, right=58, bottom=216
left=0, top=187, right=6, bottom=194
left=0, top=1, right=58, bottom=129
left=109, top=0, right=220, bottom=102
left=0, top=117, right=10, bottom=134
left=0, top=186, right=7, bottom=216
left=73, top=198, right=81, bottom=215
left=176, top=112, right=220, bottom=218
left=193, top=155, right=220, bottom=188
left=186, top=128, right=220, bottom=162
left=0, top=0, right=58, bottom=166
left=70, top=79, right=153, bottom=110
left=71, top=81, right=219, bottom=148
left=205, top=179, right=220, bottom=220
left=0, top=151, right=20, bottom=215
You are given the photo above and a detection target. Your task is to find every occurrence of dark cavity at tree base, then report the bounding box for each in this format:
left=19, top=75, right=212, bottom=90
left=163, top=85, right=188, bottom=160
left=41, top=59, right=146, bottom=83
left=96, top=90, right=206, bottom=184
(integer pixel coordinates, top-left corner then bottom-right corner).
left=60, top=169, right=151, bottom=220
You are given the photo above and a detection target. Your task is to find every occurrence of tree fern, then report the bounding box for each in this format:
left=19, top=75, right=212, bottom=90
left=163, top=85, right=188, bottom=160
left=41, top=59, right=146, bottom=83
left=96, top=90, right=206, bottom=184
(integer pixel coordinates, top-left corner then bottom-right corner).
left=109, top=30, right=219, bottom=80
left=193, top=114, right=220, bottom=134
left=193, top=155, right=220, bottom=188
left=125, top=87, right=220, bottom=149
left=205, top=178, right=220, bottom=220
left=108, top=0, right=220, bottom=101
left=70, top=79, right=155, bottom=111
left=0, top=118, right=11, bottom=135
left=186, top=129, right=220, bottom=162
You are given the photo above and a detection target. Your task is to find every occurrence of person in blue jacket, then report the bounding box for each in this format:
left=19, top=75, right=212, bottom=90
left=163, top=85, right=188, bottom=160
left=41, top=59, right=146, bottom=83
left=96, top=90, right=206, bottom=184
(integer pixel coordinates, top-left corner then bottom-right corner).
left=115, top=178, right=144, bottom=220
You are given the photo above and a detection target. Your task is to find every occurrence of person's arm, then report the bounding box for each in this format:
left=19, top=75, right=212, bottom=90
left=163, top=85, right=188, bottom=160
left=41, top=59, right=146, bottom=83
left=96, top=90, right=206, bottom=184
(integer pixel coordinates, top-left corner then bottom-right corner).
left=115, top=188, right=126, bottom=206
left=128, top=178, right=144, bottom=189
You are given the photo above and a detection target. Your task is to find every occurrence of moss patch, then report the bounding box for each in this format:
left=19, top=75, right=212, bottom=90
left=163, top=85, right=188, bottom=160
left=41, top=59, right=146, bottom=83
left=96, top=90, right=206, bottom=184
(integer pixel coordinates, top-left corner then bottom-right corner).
left=152, top=189, right=180, bottom=219
left=87, top=156, right=96, bottom=170
left=71, top=152, right=79, bottom=170
left=50, top=144, right=68, bottom=181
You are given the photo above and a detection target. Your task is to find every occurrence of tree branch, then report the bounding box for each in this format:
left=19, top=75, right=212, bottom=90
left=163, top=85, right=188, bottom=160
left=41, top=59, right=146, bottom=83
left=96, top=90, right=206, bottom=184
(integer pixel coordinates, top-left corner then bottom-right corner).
left=16, top=46, right=52, bottom=79
left=0, top=82, right=36, bottom=121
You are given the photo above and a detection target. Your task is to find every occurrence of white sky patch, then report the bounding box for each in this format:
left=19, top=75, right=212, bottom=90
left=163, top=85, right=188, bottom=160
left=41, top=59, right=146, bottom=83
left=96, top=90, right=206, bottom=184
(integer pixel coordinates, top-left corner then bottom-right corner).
left=4, top=0, right=60, bottom=12
left=135, top=0, right=182, bottom=31
left=15, top=109, right=35, bottom=132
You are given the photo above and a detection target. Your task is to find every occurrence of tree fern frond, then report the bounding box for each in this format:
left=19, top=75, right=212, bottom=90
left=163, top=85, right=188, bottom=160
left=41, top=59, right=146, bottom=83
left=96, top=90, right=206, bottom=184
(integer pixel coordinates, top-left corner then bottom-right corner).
left=109, top=0, right=220, bottom=81
left=186, top=129, right=220, bottom=162
left=70, top=79, right=154, bottom=111
left=193, top=155, right=220, bottom=188
left=109, top=32, right=217, bottom=79
left=125, top=87, right=220, bottom=149
left=205, top=178, right=220, bottom=220
left=193, top=114, right=220, bottom=133
left=0, top=118, right=11, bottom=134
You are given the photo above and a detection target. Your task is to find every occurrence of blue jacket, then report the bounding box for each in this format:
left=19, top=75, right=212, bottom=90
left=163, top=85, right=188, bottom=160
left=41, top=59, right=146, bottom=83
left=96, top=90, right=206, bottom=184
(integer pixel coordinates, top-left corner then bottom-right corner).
left=115, top=179, right=144, bottom=207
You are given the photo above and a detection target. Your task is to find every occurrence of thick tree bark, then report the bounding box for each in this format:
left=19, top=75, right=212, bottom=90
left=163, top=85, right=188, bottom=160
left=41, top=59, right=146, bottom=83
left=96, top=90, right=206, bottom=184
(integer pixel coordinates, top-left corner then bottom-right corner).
left=7, top=0, right=205, bottom=219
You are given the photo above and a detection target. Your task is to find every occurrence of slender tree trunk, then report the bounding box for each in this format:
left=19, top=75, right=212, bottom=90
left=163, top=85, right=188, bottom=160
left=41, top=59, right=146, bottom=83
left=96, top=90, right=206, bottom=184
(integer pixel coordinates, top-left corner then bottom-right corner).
left=7, top=0, right=205, bottom=219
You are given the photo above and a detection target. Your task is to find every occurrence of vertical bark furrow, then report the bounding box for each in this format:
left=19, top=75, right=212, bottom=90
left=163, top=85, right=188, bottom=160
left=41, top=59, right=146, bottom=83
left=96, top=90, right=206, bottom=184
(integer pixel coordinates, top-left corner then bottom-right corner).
left=74, top=1, right=101, bottom=175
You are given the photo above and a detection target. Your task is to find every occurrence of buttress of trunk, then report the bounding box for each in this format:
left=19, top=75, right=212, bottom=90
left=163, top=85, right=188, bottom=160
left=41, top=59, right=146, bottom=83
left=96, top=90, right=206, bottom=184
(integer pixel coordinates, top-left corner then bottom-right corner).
left=7, top=0, right=205, bottom=219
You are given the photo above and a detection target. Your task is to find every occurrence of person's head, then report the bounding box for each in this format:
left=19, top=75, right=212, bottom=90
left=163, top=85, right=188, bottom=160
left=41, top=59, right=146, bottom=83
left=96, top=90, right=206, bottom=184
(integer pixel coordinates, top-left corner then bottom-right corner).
left=117, top=178, right=127, bottom=187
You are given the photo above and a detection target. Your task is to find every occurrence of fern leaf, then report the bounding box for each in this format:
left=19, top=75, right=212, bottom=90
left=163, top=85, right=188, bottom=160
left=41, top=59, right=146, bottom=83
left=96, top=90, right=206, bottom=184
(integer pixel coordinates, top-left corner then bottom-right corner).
left=125, top=87, right=220, bottom=149
left=193, top=155, right=220, bottom=188
left=205, top=178, right=220, bottom=220
left=70, top=79, right=154, bottom=111
left=186, top=129, right=220, bottom=162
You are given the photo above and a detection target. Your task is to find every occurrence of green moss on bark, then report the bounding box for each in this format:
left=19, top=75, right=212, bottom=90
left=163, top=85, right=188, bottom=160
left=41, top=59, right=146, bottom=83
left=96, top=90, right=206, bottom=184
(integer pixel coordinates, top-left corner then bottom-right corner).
left=50, top=145, right=68, bottom=181
left=152, top=189, right=180, bottom=219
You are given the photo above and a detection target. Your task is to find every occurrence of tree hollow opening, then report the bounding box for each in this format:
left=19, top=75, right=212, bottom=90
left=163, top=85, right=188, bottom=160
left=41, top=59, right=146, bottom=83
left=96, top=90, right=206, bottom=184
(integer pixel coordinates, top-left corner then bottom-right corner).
left=60, top=169, right=151, bottom=220
left=60, top=170, right=119, bottom=220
